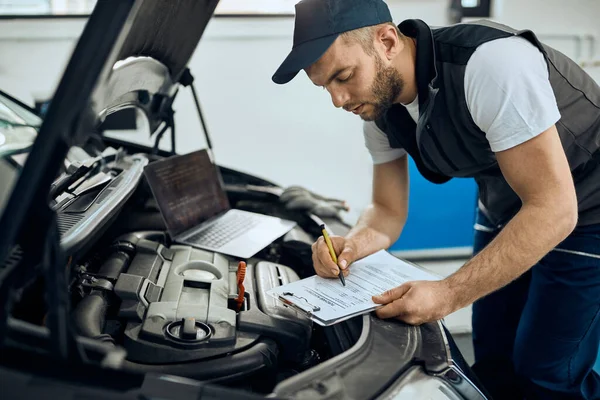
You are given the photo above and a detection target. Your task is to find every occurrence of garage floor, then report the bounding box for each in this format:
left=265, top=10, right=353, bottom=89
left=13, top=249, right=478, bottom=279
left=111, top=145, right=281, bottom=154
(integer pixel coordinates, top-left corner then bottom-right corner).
left=453, top=333, right=475, bottom=366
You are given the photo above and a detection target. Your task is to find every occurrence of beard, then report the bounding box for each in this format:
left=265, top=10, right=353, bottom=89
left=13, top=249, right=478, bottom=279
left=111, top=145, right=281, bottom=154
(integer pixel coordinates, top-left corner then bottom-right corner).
left=359, top=55, right=404, bottom=121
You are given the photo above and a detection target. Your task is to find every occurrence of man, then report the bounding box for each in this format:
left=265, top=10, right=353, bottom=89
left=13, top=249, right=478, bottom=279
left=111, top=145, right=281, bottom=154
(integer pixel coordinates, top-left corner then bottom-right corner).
left=272, top=0, right=600, bottom=399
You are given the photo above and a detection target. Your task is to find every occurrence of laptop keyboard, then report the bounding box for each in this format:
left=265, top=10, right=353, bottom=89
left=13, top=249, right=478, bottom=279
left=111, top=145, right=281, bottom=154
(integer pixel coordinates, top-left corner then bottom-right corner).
left=186, top=212, right=262, bottom=249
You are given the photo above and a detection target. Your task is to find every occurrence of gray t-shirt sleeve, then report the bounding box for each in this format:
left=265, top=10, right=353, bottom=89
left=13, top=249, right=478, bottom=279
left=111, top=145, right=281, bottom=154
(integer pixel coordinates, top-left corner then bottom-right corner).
left=362, top=121, right=407, bottom=164
left=465, top=36, right=562, bottom=152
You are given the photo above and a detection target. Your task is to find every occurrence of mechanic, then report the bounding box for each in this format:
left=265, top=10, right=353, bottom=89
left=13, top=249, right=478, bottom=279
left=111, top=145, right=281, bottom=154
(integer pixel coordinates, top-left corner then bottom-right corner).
left=271, top=0, right=600, bottom=399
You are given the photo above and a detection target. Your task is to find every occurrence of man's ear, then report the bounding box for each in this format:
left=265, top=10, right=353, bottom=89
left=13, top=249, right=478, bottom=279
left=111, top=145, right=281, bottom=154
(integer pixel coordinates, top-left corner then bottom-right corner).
left=377, top=24, right=403, bottom=60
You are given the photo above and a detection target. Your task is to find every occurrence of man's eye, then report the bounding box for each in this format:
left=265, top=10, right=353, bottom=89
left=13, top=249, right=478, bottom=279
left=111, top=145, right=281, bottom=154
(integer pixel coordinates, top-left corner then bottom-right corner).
left=338, top=73, right=352, bottom=82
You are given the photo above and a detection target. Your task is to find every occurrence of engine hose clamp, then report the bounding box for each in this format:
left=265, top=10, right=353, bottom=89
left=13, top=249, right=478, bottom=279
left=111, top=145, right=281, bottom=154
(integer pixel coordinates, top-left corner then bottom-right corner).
left=81, top=275, right=114, bottom=292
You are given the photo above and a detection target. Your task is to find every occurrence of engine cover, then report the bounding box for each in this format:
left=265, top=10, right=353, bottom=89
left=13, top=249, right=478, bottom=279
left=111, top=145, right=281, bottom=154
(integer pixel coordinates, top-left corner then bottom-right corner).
left=113, top=236, right=313, bottom=370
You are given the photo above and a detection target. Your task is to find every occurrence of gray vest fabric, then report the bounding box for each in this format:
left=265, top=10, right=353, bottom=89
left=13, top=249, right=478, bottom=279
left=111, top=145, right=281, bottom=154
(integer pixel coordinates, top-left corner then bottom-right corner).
left=376, top=19, right=600, bottom=227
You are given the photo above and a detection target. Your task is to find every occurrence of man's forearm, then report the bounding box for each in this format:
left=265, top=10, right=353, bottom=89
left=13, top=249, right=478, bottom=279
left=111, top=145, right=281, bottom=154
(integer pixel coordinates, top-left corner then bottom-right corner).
left=446, top=203, right=577, bottom=309
left=345, top=202, right=407, bottom=260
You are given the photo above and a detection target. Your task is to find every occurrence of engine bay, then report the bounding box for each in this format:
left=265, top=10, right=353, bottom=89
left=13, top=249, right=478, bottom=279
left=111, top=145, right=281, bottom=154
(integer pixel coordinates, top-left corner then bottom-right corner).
left=8, top=141, right=359, bottom=394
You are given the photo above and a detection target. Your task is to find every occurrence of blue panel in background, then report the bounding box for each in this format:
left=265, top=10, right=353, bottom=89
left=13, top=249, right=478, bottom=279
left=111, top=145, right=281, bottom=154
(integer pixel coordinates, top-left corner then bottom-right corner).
left=390, top=157, right=478, bottom=252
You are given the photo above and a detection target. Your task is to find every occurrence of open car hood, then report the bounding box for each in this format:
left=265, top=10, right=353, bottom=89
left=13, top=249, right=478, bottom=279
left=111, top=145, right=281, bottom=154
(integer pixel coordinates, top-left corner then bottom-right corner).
left=92, top=0, right=219, bottom=133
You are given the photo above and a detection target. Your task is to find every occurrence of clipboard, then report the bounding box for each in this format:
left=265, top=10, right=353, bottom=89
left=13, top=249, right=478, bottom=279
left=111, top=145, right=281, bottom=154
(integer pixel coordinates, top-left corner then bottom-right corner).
left=276, top=291, right=379, bottom=326
left=268, top=250, right=442, bottom=327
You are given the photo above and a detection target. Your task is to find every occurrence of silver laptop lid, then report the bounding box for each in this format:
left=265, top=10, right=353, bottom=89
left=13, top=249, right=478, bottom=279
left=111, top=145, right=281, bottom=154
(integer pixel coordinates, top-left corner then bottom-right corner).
left=143, top=149, right=231, bottom=238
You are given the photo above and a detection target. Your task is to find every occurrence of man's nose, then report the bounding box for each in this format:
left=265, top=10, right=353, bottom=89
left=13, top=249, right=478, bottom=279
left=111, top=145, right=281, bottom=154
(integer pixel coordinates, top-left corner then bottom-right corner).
left=329, top=87, right=349, bottom=109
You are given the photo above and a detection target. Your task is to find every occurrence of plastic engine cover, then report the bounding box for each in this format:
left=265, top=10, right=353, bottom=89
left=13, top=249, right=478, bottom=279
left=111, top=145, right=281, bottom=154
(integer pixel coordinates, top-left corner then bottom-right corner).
left=114, top=237, right=313, bottom=373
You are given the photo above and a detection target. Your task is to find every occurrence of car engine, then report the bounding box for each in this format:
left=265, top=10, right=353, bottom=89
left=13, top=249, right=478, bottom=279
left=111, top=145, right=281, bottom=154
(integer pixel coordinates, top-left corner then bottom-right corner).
left=71, top=231, right=318, bottom=380
left=31, top=145, right=346, bottom=393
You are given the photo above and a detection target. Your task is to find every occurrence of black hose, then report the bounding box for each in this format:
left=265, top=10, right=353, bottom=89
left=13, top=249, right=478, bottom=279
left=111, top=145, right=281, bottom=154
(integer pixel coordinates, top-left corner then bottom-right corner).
left=121, top=339, right=278, bottom=382
left=73, top=243, right=134, bottom=343
left=72, top=291, right=109, bottom=340
left=97, top=251, right=130, bottom=281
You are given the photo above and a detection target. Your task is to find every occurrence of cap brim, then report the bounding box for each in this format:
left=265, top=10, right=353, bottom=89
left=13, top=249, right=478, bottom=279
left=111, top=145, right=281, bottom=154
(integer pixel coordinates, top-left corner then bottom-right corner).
left=272, top=33, right=339, bottom=84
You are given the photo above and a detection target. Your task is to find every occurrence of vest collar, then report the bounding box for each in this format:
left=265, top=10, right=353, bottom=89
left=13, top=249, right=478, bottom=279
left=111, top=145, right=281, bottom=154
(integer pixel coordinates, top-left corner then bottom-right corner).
left=398, top=19, right=439, bottom=111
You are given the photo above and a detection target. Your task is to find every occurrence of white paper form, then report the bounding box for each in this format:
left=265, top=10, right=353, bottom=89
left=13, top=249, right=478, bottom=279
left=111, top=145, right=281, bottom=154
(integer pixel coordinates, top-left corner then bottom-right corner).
left=267, top=250, right=441, bottom=326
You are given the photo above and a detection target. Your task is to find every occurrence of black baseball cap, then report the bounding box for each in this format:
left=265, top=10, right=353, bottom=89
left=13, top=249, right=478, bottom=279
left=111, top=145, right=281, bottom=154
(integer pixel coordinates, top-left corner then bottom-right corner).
left=272, top=0, right=393, bottom=84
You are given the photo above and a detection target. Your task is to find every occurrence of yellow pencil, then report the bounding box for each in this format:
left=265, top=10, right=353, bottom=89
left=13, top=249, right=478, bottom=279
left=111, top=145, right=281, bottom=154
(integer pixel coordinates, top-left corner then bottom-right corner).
left=320, top=224, right=345, bottom=286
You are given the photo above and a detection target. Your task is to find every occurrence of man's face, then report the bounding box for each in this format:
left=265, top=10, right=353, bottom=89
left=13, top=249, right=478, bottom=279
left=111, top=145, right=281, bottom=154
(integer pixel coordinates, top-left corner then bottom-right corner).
left=306, top=37, right=404, bottom=121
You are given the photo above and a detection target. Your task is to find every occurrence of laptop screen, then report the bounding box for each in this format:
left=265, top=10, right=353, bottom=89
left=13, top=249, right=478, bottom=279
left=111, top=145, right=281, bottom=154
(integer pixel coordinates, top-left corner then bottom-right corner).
left=143, top=149, right=230, bottom=238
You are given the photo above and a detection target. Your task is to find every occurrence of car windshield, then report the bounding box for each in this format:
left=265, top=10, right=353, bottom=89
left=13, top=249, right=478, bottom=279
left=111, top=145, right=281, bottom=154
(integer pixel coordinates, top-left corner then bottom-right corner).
left=0, top=91, right=42, bottom=218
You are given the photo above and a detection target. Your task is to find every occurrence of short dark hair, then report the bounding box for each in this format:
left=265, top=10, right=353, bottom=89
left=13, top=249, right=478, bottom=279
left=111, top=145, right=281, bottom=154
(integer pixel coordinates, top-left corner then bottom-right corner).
left=340, top=22, right=404, bottom=55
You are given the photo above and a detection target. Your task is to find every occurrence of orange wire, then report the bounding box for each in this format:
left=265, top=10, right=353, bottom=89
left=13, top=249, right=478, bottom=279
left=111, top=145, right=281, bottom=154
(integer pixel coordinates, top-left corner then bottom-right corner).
left=235, top=261, right=246, bottom=311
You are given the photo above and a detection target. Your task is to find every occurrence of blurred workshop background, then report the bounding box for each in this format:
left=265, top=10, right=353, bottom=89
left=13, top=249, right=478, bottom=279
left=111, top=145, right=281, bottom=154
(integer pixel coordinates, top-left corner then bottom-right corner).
left=0, top=0, right=599, bottom=360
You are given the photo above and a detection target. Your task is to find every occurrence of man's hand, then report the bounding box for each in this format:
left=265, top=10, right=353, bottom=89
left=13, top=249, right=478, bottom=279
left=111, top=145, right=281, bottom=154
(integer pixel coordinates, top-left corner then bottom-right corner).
left=372, top=280, right=457, bottom=325
left=311, top=235, right=357, bottom=278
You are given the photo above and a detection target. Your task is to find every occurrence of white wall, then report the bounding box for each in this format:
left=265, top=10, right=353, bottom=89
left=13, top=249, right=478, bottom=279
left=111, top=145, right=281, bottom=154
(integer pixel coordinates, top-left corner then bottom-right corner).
left=492, top=0, right=600, bottom=44
left=487, top=0, right=600, bottom=81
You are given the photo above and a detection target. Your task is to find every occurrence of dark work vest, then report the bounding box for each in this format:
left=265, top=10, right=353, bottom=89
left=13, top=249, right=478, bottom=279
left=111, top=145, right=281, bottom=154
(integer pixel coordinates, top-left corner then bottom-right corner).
left=375, top=19, right=600, bottom=227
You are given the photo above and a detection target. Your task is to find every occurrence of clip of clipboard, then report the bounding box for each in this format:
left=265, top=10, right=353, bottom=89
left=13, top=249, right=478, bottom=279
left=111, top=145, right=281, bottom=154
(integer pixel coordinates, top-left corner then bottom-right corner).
left=278, top=291, right=321, bottom=317
left=277, top=290, right=371, bottom=326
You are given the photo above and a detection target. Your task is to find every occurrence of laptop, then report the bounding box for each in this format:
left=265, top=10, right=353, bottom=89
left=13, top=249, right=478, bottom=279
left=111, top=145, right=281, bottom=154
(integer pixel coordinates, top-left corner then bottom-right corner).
left=143, top=149, right=296, bottom=259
